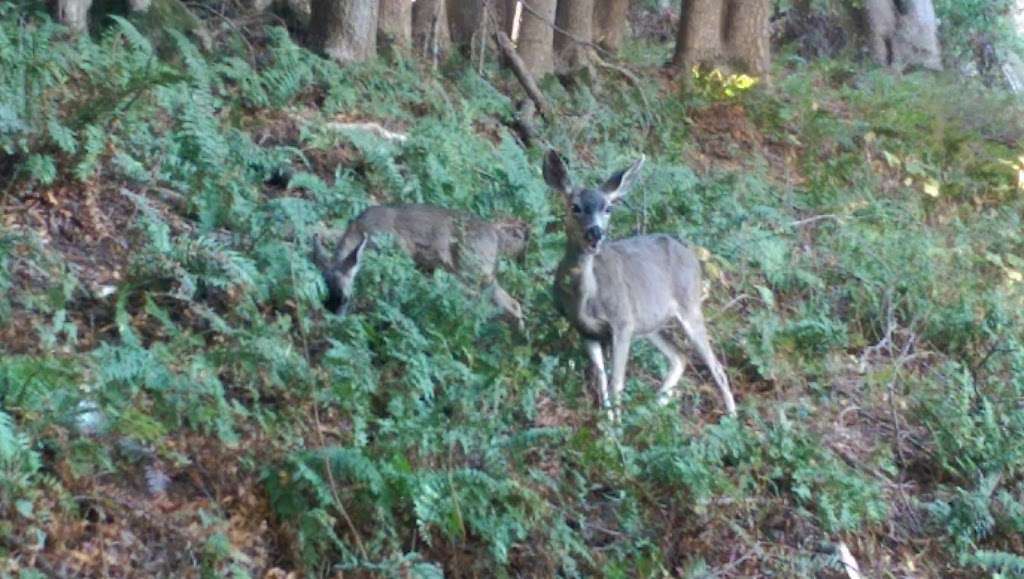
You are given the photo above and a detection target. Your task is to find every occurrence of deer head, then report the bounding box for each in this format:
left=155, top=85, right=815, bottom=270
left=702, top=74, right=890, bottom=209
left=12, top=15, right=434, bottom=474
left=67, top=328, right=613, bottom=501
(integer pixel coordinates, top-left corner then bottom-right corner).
left=543, top=150, right=645, bottom=255
left=313, top=232, right=369, bottom=315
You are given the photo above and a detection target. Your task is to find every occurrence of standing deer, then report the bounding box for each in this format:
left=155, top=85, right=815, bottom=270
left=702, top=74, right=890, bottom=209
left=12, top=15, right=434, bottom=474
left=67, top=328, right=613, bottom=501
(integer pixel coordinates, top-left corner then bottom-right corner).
left=543, top=150, right=737, bottom=420
left=312, top=204, right=530, bottom=328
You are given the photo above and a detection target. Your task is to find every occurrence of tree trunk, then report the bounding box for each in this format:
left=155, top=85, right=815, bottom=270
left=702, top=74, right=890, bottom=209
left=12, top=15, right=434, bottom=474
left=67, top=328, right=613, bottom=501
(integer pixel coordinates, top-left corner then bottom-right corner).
left=55, top=0, right=93, bottom=33
left=554, top=0, right=595, bottom=73
left=592, top=0, right=628, bottom=53
left=672, top=0, right=771, bottom=77
left=413, top=0, right=452, bottom=61
left=448, top=0, right=484, bottom=48
left=671, top=0, right=724, bottom=70
left=497, top=0, right=520, bottom=38
left=517, top=0, right=556, bottom=77
left=309, top=0, right=378, bottom=63
left=725, top=0, right=771, bottom=77
left=864, top=0, right=897, bottom=67
left=864, top=0, right=941, bottom=72
left=892, top=0, right=942, bottom=71
left=378, top=0, right=412, bottom=52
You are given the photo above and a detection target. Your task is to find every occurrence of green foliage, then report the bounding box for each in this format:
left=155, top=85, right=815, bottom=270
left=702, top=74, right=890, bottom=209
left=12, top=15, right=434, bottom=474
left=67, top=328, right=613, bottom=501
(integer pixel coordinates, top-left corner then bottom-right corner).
left=1, top=5, right=1024, bottom=577
left=933, top=0, right=1019, bottom=57
left=0, top=409, right=42, bottom=509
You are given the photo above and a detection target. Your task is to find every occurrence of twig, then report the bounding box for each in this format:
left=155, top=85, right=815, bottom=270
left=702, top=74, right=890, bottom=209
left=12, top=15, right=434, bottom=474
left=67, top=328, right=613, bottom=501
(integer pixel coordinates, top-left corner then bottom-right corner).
left=431, top=10, right=440, bottom=71
left=324, top=121, right=409, bottom=143
left=476, top=0, right=490, bottom=76
left=838, top=541, right=864, bottom=579
left=709, top=294, right=759, bottom=320
left=788, top=214, right=839, bottom=227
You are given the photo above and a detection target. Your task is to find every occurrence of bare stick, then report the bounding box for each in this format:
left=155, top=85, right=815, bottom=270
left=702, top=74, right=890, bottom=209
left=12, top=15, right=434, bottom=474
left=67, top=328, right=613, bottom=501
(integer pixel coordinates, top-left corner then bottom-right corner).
left=477, top=0, right=490, bottom=75
left=838, top=541, right=864, bottom=579
left=510, top=0, right=523, bottom=43
left=494, top=30, right=551, bottom=120
left=324, top=121, right=408, bottom=143
left=431, top=11, right=440, bottom=71
left=788, top=214, right=839, bottom=227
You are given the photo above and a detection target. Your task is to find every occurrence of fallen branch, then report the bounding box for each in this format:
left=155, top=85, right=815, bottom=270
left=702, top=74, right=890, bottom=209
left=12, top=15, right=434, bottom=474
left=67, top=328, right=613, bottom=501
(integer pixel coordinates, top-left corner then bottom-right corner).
left=493, top=30, right=551, bottom=121
left=788, top=214, right=839, bottom=228
left=324, top=121, right=408, bottom=143
left=838, top=541, right=863, bottom=579
left=510, top=98, right=538, bottom=147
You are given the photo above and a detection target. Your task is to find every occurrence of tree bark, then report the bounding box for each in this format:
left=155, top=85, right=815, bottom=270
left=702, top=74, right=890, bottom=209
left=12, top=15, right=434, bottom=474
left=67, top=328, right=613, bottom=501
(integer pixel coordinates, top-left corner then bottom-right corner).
left=671, top=0, right=724, bottom=71
left=554, top=0, right=595, bottom=73
left=378, top=0, right=412, bottom=52
left=864, top=0, right=897, bottom=67
left=448, top=0, right=484, bottom=48
left=496, top=0, right=520, bottom=38
left=517, top=0, right=557, bottom=77
left=309, top=0, right=379, bottom=63
left=672, top=0, right=771, bottom=77
left=725, top=0, right=771, bottom=77
left=413, top=0, right=452, bottom=60
left=592, top=0, right=628, bottom=53
left=55, top=0, right=93, bottom=33
left=864, top=0, right=942, bottom=72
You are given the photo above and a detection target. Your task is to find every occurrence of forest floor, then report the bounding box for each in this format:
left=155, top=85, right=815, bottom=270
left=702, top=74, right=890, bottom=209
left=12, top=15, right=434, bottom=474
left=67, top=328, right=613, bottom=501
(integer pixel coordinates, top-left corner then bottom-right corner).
left=3, top=8, right=1024, bottom=578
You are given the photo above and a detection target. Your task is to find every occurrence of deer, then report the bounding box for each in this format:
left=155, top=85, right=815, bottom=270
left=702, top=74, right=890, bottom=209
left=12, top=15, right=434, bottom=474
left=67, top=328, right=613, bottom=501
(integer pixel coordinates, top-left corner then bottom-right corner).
left=312, top=203, right=530, bottom=329
left=543, top=150, right=737, bottom=421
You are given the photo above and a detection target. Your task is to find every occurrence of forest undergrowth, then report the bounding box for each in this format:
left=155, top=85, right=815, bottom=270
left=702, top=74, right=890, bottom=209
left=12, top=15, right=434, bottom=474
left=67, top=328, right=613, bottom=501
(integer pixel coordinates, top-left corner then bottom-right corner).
left=2, top=4, right=1024, bottom=577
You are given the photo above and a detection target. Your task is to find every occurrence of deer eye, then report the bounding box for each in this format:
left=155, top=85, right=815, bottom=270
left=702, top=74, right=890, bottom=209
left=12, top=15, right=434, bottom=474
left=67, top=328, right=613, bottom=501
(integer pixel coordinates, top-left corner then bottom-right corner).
left=571, top=204, right=582, bottom=214
left=604, top=205, right=613, bottom=214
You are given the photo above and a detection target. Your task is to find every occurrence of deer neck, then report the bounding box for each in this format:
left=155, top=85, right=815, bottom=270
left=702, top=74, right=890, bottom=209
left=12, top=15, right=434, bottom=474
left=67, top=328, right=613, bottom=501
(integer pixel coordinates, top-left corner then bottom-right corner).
left=559, top=241, right=603, bottom=333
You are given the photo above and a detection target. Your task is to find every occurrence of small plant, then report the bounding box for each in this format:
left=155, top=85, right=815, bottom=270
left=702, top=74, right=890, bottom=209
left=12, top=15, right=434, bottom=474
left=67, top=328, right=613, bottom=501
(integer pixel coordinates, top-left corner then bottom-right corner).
left=691, top=65, right=759, bottom=101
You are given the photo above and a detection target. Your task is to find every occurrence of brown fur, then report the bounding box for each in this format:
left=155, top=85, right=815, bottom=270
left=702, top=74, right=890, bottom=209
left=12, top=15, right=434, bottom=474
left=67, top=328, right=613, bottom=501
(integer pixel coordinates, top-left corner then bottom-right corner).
left=312, top=204, right=529, bottom=325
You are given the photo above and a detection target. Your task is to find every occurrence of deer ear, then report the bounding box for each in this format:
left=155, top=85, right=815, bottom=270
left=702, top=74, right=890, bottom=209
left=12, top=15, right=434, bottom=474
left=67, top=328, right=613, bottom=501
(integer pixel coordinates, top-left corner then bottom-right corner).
left=341, top=233, right=369, bottom=272
left=543, top=150, right=572, bottom=194
left=601, top=155, right=646, bottom=202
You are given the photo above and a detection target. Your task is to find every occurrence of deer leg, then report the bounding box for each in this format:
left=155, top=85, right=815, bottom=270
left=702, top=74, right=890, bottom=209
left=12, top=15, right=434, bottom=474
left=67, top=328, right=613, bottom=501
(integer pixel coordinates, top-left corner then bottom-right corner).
left=609, top=325, right=634, bottom=422
left=584, top=339, right=613, bottom=421
left=678, top=312, right=737, bottom=416
left=489, top=282, right=524, bottom=331
left=648, top=332, right=686, bottom=407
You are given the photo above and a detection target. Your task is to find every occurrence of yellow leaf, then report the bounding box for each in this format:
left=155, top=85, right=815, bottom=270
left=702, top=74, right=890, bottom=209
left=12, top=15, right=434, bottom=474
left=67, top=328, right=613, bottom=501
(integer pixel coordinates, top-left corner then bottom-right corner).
left=1006, top=268, right=1023, bottom=283
left=922, top=179, right=941, bottom=197
left=864, top=131, right=876, bottom=143
left=734, top=75, right=757, bottom=89
left=694, top=246, right=712, bottom=261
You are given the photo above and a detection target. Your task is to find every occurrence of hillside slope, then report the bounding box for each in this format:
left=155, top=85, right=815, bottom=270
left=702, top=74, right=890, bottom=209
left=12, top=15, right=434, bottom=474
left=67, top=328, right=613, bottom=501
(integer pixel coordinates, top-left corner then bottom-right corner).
left=3, top=8, right=1024, bottom=577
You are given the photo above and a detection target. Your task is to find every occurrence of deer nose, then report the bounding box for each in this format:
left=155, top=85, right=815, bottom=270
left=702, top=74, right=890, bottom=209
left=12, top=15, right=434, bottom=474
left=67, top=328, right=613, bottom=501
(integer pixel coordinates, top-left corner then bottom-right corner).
left=584, top=226, right=603, bottom=244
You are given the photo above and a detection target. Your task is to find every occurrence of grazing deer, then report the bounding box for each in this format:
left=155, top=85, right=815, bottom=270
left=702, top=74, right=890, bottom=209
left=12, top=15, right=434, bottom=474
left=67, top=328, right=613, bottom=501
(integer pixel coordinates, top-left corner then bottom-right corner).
left=543, top=150, right=737, bottom=420
left=312, top=204, right=530, bottom=328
